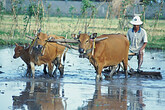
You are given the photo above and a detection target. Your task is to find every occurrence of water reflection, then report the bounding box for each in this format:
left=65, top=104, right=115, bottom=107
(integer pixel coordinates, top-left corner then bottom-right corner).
left=81, top=80, right=145, bottom=110
left=84, top=83, right=127, bottom=110
left=12, top=80, right=66, bottom=110
left=11, top=80, right=147, bottom=110
left=128, top=90, right=145, bottom=110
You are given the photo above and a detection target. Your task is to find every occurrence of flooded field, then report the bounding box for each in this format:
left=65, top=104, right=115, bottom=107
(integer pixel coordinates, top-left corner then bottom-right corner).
left=0, top=46, right=165, bottom=110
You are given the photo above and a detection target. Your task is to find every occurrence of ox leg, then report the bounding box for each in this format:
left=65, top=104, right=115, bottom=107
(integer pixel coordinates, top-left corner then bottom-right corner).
left=96, top=66, right=103, bottom=81
left=30, top=62, right=35, bottom=78
left=48, top=62, right=54, bottom=77
left=53, top=58, right=59, bottom=77
left=53, top=57, right=64, bottom=77
left=43, top=64, right=48, bottom=74
left=109, top=66, right=118, bottom=78
left=26, top=64, right=31, bottom=77
left=58, top=64, right=64, bottom=77
left=122, top=60, right=128, bottom=78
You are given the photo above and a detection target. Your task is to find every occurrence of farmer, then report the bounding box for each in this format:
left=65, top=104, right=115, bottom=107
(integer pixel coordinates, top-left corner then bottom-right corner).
left=127, top=15, right=148, bottom=73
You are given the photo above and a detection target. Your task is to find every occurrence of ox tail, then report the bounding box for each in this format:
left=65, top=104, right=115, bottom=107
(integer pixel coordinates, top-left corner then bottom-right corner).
left=62, top=48, right=69, bottom=65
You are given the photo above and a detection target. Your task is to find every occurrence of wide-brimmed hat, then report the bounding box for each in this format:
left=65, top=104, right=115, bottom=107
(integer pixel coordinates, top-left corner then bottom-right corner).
left=130, top=16, right=143, bottom=25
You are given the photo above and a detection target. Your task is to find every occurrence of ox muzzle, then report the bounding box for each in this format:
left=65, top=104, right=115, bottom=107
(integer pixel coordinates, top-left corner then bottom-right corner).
left=13, top=55, right=17, bottom=59
left=78, top=48, right=89, bottom=58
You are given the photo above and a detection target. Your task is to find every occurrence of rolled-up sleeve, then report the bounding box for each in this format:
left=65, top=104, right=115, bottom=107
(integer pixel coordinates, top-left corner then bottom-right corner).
left=143, top=30, right=148, bottom=43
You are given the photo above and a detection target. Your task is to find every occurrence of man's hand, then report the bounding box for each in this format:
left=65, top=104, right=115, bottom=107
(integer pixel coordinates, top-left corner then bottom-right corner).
left=139, top=42, right=147, bottom=55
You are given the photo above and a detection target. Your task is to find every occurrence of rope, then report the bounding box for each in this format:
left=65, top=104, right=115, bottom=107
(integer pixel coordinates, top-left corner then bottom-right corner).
left=30, top=36, right=37, bottom=47
left=29, top=36, right=38, bottom=54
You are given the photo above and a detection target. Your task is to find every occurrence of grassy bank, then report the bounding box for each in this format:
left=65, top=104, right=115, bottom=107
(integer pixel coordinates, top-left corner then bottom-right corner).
left=0, top=15, right=165, bottom=49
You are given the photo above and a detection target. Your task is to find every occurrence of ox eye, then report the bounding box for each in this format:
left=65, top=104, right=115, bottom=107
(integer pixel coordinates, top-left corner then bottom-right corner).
left=85, top=40, right=89, bottom=43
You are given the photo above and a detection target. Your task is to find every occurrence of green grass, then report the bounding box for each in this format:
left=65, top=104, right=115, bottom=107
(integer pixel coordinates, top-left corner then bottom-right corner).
left=0, top=15, right=165, bottom=49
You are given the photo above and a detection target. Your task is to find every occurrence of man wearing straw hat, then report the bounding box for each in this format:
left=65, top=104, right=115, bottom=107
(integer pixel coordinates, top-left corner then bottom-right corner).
left=127, top=15, right=148, bottom=73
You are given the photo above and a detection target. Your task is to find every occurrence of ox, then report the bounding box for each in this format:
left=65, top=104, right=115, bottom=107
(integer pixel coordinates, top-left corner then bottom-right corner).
left=72, top=33, right=129, bottom=80
left=13, top=43, right=48, bottom=76
left=29, top=32, right=67, bottom=78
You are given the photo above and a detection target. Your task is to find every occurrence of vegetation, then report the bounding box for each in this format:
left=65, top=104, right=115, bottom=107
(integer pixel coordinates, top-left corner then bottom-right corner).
left=0, top=0, right=164, bottom=50
left=0, top=15, right=165, bottom=49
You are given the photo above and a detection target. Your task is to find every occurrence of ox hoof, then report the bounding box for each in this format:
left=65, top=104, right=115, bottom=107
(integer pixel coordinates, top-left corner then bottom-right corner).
left=25, top=73, right=28, bottom=77
left=96, top=75, right=103, bottom=81
left=48, top=73, right=53, bottom=77
left=59, top=66, right=64, bottom=76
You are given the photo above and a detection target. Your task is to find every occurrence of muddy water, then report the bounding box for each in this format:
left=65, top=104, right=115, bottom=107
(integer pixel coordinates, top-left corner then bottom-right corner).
left=0, top=47, right=165, bottom=110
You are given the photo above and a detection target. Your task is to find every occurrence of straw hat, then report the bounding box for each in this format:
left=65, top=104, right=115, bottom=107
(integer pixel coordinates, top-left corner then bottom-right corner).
left=130, top=16, right=143, bottom=25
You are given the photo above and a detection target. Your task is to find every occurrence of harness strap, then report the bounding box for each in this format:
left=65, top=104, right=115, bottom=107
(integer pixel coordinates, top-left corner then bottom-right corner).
left=29, top=36, right=38, bottom=54
left=92, top=38, right=96, bottom=55
left=31, top=36, right=38, bottom=47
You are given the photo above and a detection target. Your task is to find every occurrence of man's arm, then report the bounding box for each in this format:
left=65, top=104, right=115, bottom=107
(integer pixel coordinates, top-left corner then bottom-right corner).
left=139, top=42, right=147, bottom=54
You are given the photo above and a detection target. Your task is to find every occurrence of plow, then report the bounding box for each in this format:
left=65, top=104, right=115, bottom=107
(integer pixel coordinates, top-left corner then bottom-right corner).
left=102, top=53, right=162, bottom=80
left=103, top=69, right=162, bottom=79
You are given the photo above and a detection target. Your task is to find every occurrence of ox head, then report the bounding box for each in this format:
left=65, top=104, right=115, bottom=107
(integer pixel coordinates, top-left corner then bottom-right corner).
left=13, top=43, right=29, bottom=59
left=30, top=30, right=48, bottom=56
left=13, top=43, right=24, bottom=59
left=71, top=33, right=97, bottom=58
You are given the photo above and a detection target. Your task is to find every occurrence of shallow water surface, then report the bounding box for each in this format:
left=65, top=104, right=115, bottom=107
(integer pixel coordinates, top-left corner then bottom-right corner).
left=0, top=47, right=165, bottom=110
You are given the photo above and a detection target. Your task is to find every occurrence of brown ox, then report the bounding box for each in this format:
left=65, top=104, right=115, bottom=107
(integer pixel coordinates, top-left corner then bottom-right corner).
left=30, top=32, right=66, bottom=78
left=72, top=33, right=129, bottom=80
left=13, top=43, right=47, bottom=76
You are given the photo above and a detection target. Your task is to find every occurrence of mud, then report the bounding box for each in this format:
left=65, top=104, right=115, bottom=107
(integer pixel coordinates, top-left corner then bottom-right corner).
left=0, top=47, right=165, bottom=110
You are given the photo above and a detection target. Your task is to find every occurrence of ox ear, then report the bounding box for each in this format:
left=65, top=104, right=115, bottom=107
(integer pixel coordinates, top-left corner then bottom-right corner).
left=33, top=30, right=36, bottom=34
left=90, top=33, right=97, bottom=39
left=71, top=34, right=79, bottom=40
left=24, top=43, right=29, bottom=49
left=33, top=30, right=38, bottom=36
left=15, top=42, right=18, bottom=46
left=93, top=33, right=97, bottom=38
left=79, top=31, right=81, bottom=35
